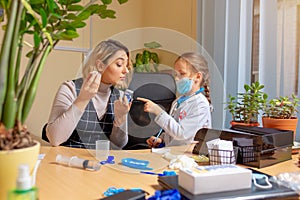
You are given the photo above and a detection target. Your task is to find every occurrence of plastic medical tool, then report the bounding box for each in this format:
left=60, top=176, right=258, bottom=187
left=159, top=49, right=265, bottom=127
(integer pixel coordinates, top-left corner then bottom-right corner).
left=124, top=89, right=133, bottom=103
left=121, top=158, right=153, bottom=170
left=56, top=154, right=101, bottom=171
left=252, top=173, right=272, bottom=189
left=100, top=156, right=115, bottom=165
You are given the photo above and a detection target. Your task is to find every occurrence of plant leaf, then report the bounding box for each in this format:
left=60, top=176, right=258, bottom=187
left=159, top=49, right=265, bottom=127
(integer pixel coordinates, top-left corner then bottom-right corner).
left=67, top=5, right=84, bottom=12
left=40, top=8, right=47, bottom=28
left=99, top=9, right=116, bottom=19
left=70, top=20, right=86, bottom=28
left=144, top=41, right=162, bottom=49
left=57, top=29, right=79, bottom=40
left=118, top=0, right=128, bottom=4
left=101, top=0, right=113, bottom=5
left=77, top=10, right=91, bottom=20
left=33, top=32, right=41, bottom=48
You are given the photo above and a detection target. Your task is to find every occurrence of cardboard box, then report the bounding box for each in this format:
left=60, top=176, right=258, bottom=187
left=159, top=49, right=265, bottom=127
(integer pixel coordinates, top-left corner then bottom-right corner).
left=178, top=165, right=252, bottom=195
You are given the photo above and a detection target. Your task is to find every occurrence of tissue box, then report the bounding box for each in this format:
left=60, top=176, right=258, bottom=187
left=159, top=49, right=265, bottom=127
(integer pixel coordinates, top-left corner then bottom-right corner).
left=178, top=165, right=252, bottom=195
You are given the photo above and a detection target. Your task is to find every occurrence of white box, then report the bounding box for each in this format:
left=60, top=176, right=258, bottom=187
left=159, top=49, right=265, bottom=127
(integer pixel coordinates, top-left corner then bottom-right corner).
left=179, top=165, right=252, bottom=195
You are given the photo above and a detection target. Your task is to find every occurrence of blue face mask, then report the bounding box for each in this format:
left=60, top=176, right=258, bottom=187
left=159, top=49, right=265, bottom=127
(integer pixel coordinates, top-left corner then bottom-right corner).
left=176, top=77, right=193, bottom=95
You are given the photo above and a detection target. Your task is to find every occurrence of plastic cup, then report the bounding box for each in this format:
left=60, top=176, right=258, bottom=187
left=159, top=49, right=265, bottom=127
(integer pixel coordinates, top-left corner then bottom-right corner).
left=96, top=140, right=110, bottom=161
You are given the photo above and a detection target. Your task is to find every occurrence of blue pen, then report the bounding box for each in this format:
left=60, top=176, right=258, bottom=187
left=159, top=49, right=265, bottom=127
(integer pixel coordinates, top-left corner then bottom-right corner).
left=154, top=128, right=163, bottom=142
left=140, top=171, right=177, bottom=176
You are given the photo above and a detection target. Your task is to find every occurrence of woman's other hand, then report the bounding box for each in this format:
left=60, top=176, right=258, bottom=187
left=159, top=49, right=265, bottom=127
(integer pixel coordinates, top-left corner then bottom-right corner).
left=114, top=94, right=132, bottom=126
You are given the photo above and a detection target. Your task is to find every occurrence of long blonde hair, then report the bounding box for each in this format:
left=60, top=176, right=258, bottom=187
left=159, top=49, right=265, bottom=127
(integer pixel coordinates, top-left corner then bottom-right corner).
left=176, top=52, right=211, bottom=104
left=82, top=39, right=131, bottom=78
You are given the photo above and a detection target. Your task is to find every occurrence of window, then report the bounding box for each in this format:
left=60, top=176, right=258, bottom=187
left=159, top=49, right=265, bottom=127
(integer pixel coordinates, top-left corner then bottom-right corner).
left=252, top=0, right=300, bottom=96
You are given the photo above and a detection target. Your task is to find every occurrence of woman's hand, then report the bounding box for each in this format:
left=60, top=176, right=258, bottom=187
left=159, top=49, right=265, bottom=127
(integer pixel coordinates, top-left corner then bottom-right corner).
left=146, top=136, right=163, bottom=148
left=137, top=97, right=163, bottom=116
left=75, top=71, right=101, bottom=111
left=114, top=94, right=132, bottom=126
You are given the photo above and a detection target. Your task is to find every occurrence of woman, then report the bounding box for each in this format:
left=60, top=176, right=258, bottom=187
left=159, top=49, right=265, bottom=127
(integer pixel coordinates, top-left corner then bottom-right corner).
left=46, top=39, right=131, bottom=149
left=138, top=52, right=212, bottom=147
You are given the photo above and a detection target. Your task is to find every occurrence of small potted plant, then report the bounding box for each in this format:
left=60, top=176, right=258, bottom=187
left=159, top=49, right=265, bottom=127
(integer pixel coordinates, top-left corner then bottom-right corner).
left=133, top=41, right=161, bottom=72
left=262, top=94, right=299, bottom=140
left=225, top=81, right=268, bottom=126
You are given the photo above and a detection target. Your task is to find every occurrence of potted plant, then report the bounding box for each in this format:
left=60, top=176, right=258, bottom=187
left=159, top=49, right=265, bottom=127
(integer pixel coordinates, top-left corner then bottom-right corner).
left=225, top=81, right=268, bottom=126
left=133, top=41, right=161, bottom=72
left=0, top=0, right=127, bottom=198
left=262, top=94, right=300, bottom=140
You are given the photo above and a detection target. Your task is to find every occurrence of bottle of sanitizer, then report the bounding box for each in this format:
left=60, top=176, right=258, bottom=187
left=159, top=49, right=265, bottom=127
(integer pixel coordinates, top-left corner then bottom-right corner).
left=8, top=164, right=38, bottom=200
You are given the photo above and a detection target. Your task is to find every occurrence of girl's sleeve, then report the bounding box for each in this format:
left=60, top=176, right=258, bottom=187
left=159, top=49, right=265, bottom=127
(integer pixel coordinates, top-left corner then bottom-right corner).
left=155, top=100, right=211, bottom=143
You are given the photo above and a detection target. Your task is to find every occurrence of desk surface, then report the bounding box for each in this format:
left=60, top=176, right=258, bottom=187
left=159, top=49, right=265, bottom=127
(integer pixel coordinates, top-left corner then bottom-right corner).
left=36, top=145, right=299, bottom=200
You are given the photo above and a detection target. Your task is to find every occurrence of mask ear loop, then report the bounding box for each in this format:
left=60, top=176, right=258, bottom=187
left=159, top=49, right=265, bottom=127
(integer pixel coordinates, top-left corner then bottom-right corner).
left=252, top=173, right=272, bottom=189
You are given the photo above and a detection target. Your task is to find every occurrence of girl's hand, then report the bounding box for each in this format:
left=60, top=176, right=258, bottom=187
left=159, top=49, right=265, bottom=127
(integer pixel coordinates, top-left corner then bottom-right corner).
left=137, top=97, right=163, bottom=116
left=146, top=136, right=163, bottom=148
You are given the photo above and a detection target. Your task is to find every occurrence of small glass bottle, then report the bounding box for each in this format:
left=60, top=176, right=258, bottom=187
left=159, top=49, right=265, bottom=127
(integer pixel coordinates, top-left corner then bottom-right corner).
left=8, top=164, right=38, bottom=200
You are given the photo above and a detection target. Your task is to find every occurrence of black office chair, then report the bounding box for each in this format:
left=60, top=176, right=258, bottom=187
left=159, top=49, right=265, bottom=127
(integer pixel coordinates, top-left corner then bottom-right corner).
left=123, top=72, right=176, bottom=150
left=42, top=123, right=50, bottom=142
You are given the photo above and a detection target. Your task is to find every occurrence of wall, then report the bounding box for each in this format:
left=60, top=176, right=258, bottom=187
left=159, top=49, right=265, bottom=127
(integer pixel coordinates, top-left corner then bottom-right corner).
left=17, top=0, right=197, bottom=138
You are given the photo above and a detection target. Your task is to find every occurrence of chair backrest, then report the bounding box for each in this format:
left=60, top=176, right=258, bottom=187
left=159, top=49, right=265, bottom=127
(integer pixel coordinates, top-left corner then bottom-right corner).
left=42, top=123, right=50, bottom=142
left=123, top=72, right=176, bottom=149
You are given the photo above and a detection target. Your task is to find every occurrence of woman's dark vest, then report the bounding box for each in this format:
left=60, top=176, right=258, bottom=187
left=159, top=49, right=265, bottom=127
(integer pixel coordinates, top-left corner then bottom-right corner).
left=62, top=78, right=119, bottom=149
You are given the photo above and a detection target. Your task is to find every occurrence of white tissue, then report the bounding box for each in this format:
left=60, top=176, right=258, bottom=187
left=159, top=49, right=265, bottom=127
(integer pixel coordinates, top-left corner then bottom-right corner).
left=206, top=139, right=235, bottom=165
left=168, top=155, right=198, bottom=170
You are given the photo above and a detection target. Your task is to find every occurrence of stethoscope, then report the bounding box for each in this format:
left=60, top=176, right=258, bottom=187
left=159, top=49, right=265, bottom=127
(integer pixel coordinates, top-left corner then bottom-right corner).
left=169, top=87, right=204, bottom=116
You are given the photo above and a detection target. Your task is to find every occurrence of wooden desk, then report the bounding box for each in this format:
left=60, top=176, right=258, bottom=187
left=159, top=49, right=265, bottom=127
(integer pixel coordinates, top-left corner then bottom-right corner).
left=36, top=146, right=299, bottom=200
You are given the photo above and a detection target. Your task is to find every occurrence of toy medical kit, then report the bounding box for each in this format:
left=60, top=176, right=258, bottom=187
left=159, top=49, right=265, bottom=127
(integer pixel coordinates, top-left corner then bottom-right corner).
left=252, top=173, right=272, bottom=189
left=124, top=89, right=133, bottom=103
left=121, top=158, right=153, bottom=170
left=99, top=156, right=115, bottom=165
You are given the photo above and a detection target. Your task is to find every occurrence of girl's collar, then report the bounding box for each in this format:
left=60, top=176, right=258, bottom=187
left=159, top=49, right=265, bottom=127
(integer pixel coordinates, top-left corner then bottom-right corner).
left=177, top=87, right=204, bottom=106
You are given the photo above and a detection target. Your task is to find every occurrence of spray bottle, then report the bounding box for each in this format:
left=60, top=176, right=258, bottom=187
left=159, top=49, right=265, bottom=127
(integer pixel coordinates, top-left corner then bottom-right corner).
left=7, top=164, right=38, bottom=200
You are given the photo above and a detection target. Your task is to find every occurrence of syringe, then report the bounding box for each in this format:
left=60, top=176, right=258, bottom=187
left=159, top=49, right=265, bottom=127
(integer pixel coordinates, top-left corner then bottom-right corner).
left=56, top=154, right=101, bottom=171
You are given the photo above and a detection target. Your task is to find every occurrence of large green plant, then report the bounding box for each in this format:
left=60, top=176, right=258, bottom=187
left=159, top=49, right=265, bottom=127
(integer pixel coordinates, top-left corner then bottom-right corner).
left=225, top=81, right=268, bottom=124
left=0, top=0, right=128, bottom=150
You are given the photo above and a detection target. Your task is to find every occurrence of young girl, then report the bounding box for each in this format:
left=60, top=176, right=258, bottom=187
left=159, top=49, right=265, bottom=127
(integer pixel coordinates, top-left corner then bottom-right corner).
left=138, top=52, right=212, bottom=147
left=46, top=39, right=131, bottom=149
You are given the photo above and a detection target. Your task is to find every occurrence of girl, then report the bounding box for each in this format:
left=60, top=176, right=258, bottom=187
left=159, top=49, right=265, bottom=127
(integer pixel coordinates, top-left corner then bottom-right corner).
left=138, top=52, right=212, bottom=147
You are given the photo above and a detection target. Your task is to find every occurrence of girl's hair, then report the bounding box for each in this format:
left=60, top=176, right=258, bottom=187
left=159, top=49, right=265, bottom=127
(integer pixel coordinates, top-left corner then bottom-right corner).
left=176, top=52, right=211, bottom=104
left=82, top=39, right=131, bottom=78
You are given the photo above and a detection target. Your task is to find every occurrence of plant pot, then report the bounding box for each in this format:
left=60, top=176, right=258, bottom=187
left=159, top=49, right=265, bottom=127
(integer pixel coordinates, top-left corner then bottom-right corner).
left=262, top=117, right=298, bottom=141
left=0, top=141, right=40, bottom=199
left=230, top=121, right=260, bottom=127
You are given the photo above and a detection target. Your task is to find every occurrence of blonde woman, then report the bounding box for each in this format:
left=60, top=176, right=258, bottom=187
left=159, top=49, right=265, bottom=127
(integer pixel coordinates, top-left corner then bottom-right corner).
left=46, top=39, right=131, bottom=149
left=139, top=52, right=212, bottom=147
